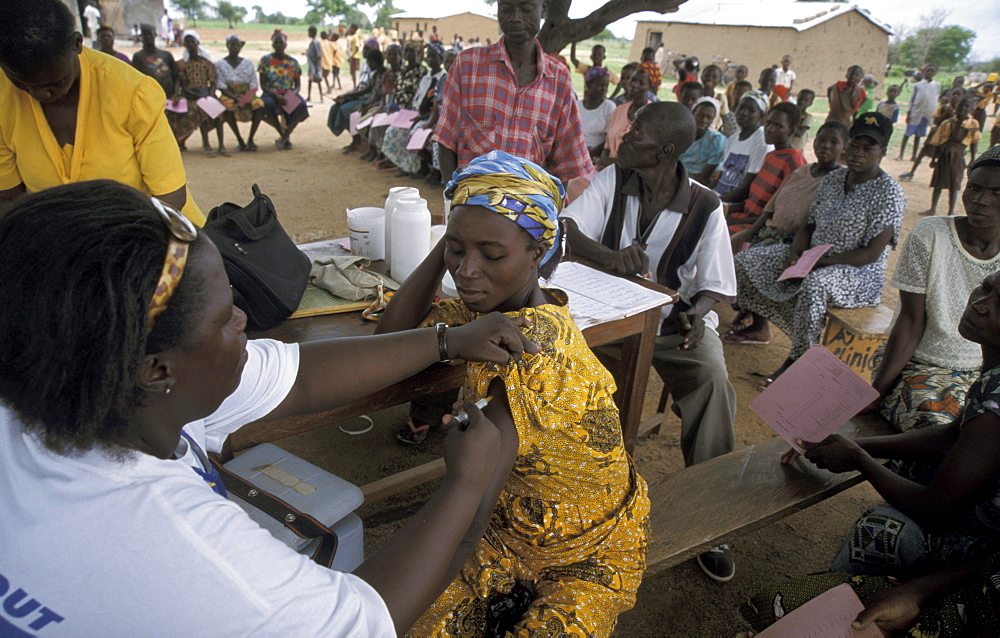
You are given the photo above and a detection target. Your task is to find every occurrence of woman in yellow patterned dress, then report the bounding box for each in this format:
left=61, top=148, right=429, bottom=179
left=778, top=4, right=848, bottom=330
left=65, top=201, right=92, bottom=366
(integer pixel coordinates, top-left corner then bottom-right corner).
left=376, top=150, right=650, bottom=637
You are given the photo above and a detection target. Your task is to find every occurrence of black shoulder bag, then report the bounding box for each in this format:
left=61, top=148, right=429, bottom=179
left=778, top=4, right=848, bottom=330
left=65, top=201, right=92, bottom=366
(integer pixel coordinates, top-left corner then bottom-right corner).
left=203, top=184, right=311, bottom=330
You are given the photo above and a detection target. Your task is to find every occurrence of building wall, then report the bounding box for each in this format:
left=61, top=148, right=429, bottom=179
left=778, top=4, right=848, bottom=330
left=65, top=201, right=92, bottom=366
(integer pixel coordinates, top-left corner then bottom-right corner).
left=393, top=13, right=500, bottom=45
left=101, top=0, right=164, bottom=37
left=630, top=11, right=889, bottom=98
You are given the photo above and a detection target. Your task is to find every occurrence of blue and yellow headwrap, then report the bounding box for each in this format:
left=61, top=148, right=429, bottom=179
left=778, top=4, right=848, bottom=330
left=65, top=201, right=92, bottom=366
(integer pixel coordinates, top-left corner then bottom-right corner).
left=445, top=151, right=565, bottom=266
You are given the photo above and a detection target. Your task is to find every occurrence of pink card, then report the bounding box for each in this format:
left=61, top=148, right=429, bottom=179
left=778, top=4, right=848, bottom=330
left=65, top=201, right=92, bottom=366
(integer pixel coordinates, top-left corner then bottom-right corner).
left=195, top=96, right=226, bottom=119
left=757, top=584, right=883, bottom=638
left=750, top=345, right=879, bottom=453
left=778, top=244, right=834, bottom=281
left=371, top=112, right=394, bottom=127
left=406, top=127, right=433, bottom=151
left=236, top=88, right=255, bottom=107
left=348, top=111, right=361, bottom=136
left=165, top=98, right=188, bottom=113
left=391, top=109, right=420, bottom=128
left=280, top=91, right=302, bottom=115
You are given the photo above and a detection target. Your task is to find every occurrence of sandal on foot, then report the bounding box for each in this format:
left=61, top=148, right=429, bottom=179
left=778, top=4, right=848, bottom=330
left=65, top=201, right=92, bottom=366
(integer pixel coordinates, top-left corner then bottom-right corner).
left=757, top=376, right=777, bottom=392
left=721, top=329, right=770, bottom=345
left=397, top=418, right=431, bottom=445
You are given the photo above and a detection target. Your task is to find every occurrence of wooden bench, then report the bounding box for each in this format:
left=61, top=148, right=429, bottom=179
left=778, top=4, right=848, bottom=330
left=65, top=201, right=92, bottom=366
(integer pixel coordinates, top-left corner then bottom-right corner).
left=821, top=305, right=894, bottom=377
left=643, top=413, right=893, bottom=571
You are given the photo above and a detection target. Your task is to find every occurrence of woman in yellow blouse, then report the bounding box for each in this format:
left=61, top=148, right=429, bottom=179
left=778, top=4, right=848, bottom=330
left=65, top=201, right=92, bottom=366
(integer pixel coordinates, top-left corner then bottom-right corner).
left=376, top=151, right=649, bottom=637
left=0, top=0, right=203, bottom=224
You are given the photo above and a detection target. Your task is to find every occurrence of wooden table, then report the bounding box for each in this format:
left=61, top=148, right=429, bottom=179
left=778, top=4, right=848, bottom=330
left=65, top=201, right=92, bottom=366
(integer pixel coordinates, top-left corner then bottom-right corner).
left=224, top=265, right=674, bottom=501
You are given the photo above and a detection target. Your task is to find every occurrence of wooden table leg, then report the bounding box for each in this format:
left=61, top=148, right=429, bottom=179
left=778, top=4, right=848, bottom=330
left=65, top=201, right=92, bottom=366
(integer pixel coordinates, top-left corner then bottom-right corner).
left=614, top=308, right=660, bottom=455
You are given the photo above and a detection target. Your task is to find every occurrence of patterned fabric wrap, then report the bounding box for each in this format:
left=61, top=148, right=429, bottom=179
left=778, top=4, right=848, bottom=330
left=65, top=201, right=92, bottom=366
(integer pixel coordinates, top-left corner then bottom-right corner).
left=409, top=293, right=650, bottom=636
left=445, top=150, right=565, bottom=266
left=740, top=89, right=769, bottom=115
left=147, top=239, right=189, bottom=330
left=584, top=65, right=610, bottom=83
left=876, top=348, right=976, bottom=433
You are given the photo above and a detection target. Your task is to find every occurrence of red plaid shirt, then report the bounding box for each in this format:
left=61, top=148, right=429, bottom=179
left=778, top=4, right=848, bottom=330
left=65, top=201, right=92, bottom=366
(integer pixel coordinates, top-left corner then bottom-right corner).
left=433, top=38, right=594, bottom=183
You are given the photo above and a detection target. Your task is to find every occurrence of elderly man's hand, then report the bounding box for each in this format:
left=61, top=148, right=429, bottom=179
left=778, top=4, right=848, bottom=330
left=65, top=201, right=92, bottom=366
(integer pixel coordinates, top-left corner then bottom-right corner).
left=673, top=310, right=706, bottom=349
left=603, top=246, right=650, bottom=276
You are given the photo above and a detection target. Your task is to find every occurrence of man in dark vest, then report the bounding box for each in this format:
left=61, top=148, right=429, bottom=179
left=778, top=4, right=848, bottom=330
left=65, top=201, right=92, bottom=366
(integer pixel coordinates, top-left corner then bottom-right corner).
left=563, top=101, right=739, bottom=582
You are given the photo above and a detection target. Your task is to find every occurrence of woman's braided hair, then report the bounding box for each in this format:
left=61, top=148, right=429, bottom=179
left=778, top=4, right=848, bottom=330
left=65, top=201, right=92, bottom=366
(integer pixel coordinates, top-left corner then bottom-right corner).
left=0, top=181, right=206, bottom=455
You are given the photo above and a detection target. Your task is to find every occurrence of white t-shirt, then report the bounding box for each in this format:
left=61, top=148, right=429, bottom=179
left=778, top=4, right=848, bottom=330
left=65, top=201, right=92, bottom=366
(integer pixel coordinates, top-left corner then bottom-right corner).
left=890, top=216, right=1000, bottom=371
left=909, top=79, right=942, bottom=123
left=714, top=127, right=772, bottom=196
left=775, top=68, right=796, bottom=89
left=577, top=98, right=617, bottom=149
left=563, top=165, right=737, bottom=331
left=0, top=339, right=394, bottom=637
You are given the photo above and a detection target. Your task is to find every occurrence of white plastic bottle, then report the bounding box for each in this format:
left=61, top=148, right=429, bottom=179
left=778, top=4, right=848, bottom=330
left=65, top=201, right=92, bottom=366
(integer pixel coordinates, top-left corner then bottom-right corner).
left=383, top=186, right=419, bottom=267
left=390, top=196, right=431, bottom=282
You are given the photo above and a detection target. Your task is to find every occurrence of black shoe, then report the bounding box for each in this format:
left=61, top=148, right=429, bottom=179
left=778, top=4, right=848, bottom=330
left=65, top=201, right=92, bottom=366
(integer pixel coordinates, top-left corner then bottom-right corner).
left=696, top=544, right=735, bottom=582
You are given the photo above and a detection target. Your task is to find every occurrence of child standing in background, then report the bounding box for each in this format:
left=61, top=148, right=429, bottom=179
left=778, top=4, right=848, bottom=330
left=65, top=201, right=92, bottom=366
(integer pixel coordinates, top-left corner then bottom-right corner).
left=900, top=88, right=957, bottom=181
left=920, top=97, right=980, bottom=216
left=789, top=89, right=815, bottom=151
left=726, top=65, right=749, bottom=110
left=876, top=84, right=900, bottom=123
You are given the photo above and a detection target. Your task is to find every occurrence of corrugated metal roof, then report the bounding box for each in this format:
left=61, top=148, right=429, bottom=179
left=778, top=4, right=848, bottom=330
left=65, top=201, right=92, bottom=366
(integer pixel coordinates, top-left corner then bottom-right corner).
left=390, top=9, right=497, bottom=21
left=635, top=1, right=892, bottom=35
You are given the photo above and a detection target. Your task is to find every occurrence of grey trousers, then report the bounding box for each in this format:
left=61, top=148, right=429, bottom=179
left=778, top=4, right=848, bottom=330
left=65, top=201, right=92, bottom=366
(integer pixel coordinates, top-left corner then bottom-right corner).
left=598, top=328, right=736, bottom=467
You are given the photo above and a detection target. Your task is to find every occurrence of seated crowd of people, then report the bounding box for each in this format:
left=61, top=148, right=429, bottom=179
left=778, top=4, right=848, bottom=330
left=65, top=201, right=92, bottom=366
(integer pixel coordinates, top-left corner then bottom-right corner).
left=4, top=0, right=1000, bottom=635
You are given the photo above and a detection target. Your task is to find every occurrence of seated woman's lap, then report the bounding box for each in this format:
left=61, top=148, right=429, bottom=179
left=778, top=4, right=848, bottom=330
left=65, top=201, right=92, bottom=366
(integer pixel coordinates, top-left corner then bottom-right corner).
left=831, top=505, right=997, bottom=579
left=409, top=520, right=644, bottom=637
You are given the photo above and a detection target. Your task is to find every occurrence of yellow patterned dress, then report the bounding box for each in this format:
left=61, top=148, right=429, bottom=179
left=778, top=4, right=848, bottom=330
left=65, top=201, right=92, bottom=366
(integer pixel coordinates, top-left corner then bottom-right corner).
left=409, top=290, right=650, bottom=638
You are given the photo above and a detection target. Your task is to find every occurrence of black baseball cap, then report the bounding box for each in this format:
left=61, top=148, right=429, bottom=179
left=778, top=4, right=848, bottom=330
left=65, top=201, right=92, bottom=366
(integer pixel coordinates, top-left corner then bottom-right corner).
left=850, top=111, right=894, bottom=147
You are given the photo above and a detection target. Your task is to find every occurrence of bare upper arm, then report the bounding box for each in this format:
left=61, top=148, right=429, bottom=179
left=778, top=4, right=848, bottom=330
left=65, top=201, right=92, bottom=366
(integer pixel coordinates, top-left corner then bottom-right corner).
left=922, top=412, right=1000, bottom=519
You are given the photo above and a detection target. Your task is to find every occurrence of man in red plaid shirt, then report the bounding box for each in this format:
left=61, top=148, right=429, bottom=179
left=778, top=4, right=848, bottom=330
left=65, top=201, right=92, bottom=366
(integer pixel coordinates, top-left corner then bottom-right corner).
left=433, top=0, right=594, bottom=199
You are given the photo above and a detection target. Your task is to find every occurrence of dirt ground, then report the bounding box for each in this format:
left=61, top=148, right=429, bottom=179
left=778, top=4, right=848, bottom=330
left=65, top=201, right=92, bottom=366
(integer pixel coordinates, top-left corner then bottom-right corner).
left=169, top=31, right=991, bottom=636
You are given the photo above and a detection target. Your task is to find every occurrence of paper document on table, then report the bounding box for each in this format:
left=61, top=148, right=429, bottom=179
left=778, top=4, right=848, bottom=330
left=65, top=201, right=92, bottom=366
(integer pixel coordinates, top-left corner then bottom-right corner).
left=777, top=244, right=833, bottom=281
left=543, top=262, right=675, bottom=329
left=750, top=345, right=879, bottom=453
left=757, top=584, right=882, bottom=638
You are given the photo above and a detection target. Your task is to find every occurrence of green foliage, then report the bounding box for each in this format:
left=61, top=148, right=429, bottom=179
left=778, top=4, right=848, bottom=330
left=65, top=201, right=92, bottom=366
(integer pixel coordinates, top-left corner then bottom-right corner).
left=970, top=58, right=1000, bottom=74
left=592, top=28, right=615, bottom=41
left=304, top=10, right=324, bottom=25
left=896, top=25, right=975, bottom=69
left=373, top=0, right=398, bottom=29
left=306, top=0, right=352, bottom=20
left=216, top=1, right=247, bottom=28
left=172, top=0, right=206, bottom=25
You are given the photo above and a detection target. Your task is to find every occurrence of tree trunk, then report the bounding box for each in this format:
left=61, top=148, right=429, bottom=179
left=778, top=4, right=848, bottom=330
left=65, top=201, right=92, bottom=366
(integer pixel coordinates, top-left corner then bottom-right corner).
left=537, top=0, right=688, bottom=54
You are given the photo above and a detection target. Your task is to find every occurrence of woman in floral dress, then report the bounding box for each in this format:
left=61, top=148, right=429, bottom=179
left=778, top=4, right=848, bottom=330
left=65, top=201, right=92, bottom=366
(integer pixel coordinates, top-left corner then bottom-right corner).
left=215, top=35, right=264, bottom=152
left=734, top=112, right=905, bottom=388
left=258, top=30, right=308, bottom=151
left=172, top=31, right=220, bottom=153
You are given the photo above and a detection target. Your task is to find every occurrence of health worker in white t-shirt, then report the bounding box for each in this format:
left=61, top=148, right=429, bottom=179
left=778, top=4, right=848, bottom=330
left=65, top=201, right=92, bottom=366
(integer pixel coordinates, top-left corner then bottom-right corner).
left=0, top=179, right=538, bottom=637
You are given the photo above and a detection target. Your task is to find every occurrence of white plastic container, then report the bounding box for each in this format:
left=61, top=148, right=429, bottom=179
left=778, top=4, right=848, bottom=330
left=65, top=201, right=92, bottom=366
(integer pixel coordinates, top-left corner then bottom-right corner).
left=383, top=186, right=419, bottom=267
left=429, top=224, right=446, bottom=247
left=390, top=196, right=431, bottom=282
left=346, top=207, right=385, bottom=260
